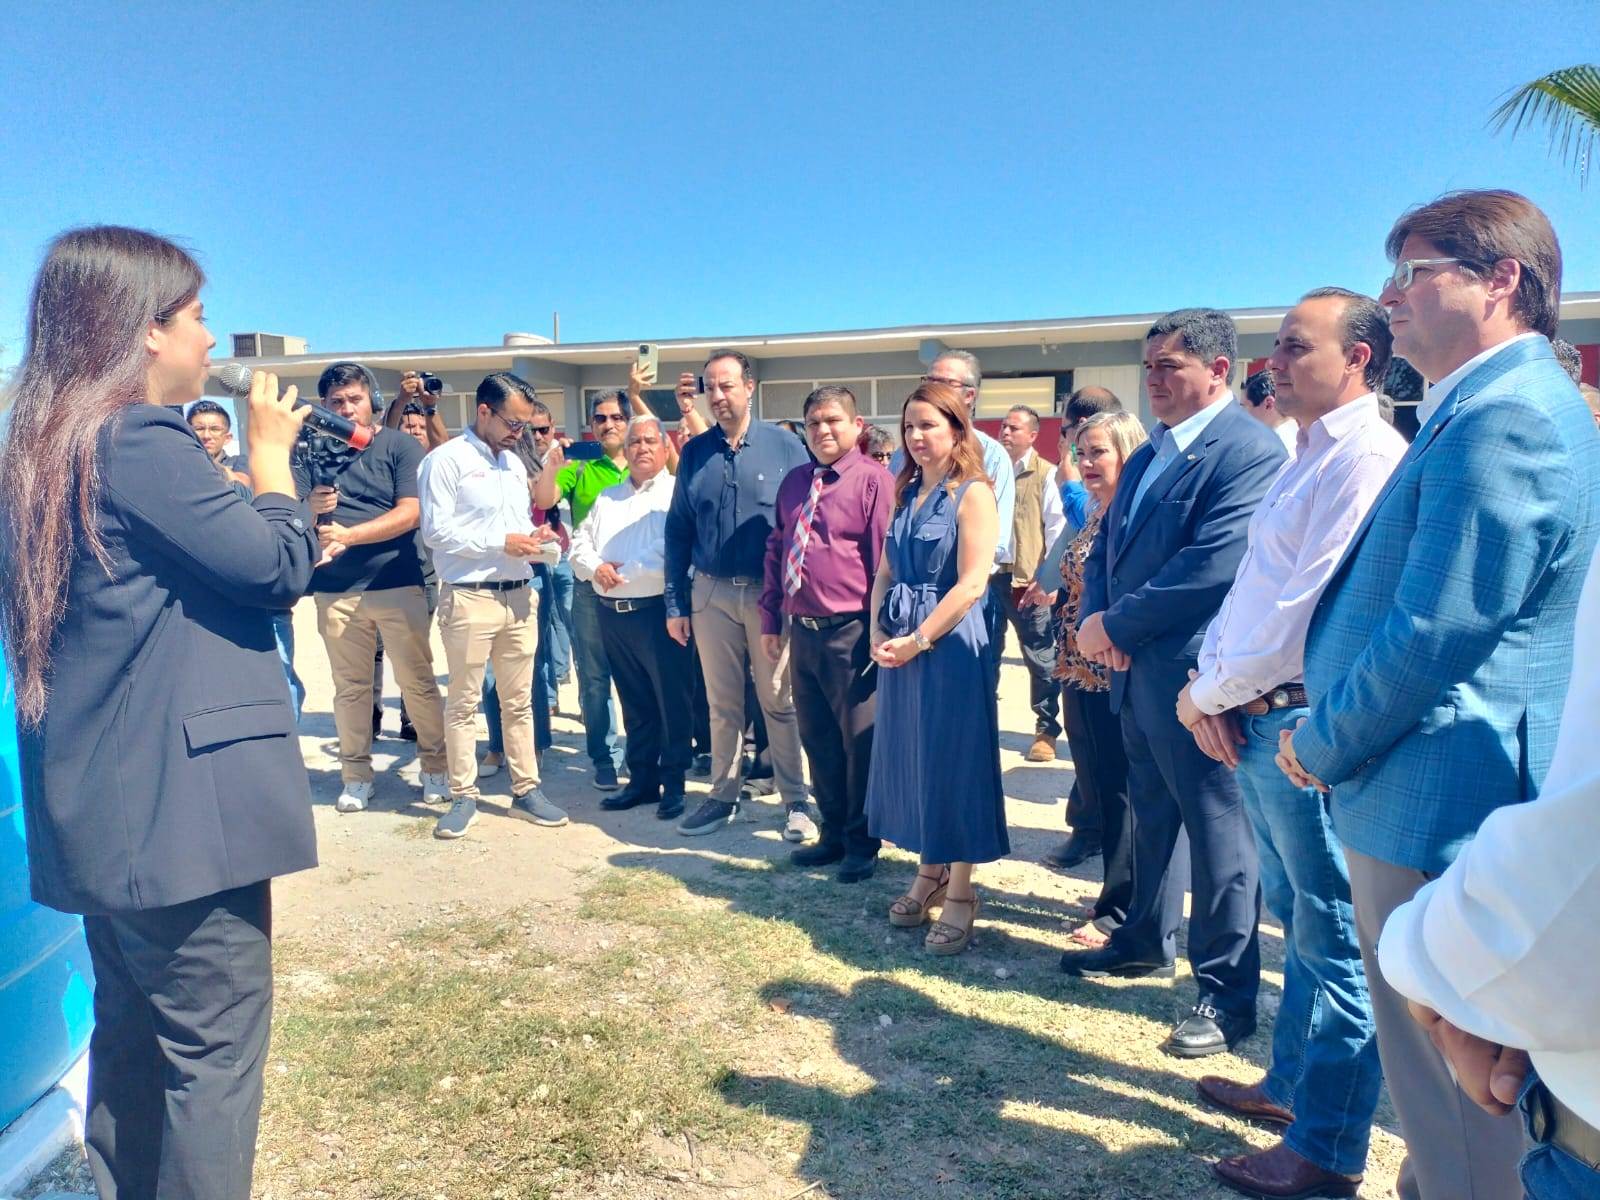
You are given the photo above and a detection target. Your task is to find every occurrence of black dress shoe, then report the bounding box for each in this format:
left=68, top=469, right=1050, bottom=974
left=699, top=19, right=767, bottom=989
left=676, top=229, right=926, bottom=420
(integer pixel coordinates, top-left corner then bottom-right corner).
left=690, top=753, right=713, bottom=778
left=1059, top=946, right=1177, bottom=978
left=1042, top=829, right=1102, bottom=869
left=790, top=842, right=846, bottom=868
left=1164, top=1003, right=1256, bottom=1058
left=655, top=790, right=686, bottom=821
left=601, top=781, right=659, bottom=811
left=836, top=855, right=877, bottom=883
left=397, top=719, right=418, bottom=743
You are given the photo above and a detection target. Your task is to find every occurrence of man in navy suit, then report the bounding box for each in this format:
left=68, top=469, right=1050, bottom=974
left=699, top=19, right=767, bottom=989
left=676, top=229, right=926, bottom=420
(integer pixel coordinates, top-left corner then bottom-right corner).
left=1062, top=308, right=1286, bottom=1057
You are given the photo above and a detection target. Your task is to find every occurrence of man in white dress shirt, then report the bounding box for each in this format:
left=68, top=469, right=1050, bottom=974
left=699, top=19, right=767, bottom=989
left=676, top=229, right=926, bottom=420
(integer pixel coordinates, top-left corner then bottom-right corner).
left=1176, top=290, right=1407, bottom=1199
left=420, top=373, right=564, bottom=840
left=1378, top=541, right=1600, bottom=1200
left=572, top=415, right=692, bottom=820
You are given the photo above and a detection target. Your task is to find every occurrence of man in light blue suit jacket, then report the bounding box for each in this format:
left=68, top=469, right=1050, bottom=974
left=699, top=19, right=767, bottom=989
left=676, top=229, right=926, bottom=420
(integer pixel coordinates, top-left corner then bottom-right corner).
left=1280, top=190, right=1600, bottom=1200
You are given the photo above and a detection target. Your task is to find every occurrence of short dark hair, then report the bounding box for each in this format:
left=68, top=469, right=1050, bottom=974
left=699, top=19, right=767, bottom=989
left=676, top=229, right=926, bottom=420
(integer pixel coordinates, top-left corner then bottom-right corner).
left=186, top=399, right=231, bottom=429
left=704, top=348, right=755, bottom=383
left=318, top=361, right=376, bottom=402
left=1145, top=308, right=1238, bottom=376
left=1005, top=405, right=1041, bottom=434
left=399, top=401, right=429, bottom=420
left=588, top=389, right=626, bottom=422
left=803, top=385, right=858, bottom=418
left=476, top=371, right=539, bottom=412
left=1301, top=286, right=1394, bottom=390
left=1243, top=369, right=1275, bottom=407
left=1063, top=386, right=1121, bottom=424
left=1552, top=338, right=1583, bottom=385
left=1385, top=189, right=1562, bottom=339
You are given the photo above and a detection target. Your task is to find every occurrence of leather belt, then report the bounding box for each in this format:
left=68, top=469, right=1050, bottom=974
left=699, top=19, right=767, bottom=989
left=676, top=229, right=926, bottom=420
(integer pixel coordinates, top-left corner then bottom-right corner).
left=794, top=611, right=866, bottom=631
left=597, top=594, right=664, bottom=614
left=454, top=579, right=528, bottom=591
left=1529, top=1083, right=1600, bottom=1172
left=711, top=575, right=761, bottom=587
left=1239, top=684, right=1308, bottom=716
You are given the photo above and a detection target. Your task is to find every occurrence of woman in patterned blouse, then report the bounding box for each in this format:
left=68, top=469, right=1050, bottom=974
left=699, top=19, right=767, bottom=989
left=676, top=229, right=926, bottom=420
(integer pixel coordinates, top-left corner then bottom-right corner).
left=1025, top=412, right=1148, bottom=950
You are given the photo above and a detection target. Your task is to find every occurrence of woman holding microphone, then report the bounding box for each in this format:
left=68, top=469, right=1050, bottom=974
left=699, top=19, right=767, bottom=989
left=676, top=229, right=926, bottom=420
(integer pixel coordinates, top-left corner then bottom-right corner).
left=0, top=226, right=320, bottom=1199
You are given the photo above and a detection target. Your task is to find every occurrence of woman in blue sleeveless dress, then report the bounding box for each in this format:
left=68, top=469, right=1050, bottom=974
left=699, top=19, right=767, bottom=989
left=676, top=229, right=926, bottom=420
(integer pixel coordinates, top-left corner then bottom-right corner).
left=866, top=381, right=1006, bottom=955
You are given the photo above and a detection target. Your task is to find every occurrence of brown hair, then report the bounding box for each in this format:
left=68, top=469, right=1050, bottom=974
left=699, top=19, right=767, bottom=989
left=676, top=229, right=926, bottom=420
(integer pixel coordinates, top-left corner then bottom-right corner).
left=893, top=381, right=990, bottom=505
left=1385, top=189, right=1562, bottom=338
left=0, top=226, right=204, bottom=725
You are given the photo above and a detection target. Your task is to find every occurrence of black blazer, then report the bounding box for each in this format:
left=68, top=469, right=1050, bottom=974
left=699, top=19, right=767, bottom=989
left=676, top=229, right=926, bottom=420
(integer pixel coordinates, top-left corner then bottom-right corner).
left=16, top=406, right=321, bottom=915
left=1080, top=400, right=1286, bottom=712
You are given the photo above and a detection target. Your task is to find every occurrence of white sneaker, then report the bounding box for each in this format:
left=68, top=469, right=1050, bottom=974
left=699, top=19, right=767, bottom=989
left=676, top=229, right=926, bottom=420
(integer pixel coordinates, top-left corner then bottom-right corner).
left=420, top=771, right=450, bottom=803
left=477, top=754, right=503, bottom=779
left=335, top=780, right=374, bottom=813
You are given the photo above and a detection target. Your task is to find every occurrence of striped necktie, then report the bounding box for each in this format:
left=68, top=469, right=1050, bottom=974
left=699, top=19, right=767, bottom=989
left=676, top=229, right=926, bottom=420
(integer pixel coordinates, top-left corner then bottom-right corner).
left=783, top=470, right=827, bottom=596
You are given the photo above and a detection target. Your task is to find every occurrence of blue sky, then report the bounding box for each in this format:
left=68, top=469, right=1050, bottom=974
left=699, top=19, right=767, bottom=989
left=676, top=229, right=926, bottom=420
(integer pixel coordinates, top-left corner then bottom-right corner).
left=3, top=1, right=1596, bottom=373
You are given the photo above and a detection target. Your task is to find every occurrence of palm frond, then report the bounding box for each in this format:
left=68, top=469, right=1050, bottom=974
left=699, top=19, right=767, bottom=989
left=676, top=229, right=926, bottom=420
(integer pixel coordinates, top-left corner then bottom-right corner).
left=1490, top=64, right=1600, bottom=184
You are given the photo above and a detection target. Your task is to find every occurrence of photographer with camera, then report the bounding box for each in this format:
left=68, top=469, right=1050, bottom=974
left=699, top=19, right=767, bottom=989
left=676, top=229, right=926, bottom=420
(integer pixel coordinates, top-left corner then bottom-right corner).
left=296, top=361, right=449, bottom=813
left=383, top=368, right=449, bottom=449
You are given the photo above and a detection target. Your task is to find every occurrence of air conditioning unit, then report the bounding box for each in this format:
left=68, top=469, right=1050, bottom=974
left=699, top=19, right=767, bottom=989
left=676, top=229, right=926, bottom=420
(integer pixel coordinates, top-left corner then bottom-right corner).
left=231, top=332, right=308, bottom=357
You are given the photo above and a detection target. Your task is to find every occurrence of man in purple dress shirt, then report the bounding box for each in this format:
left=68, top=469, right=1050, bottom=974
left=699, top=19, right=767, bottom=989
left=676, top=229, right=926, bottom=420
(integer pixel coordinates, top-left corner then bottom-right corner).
left=761, top=386, right=894, bottom=882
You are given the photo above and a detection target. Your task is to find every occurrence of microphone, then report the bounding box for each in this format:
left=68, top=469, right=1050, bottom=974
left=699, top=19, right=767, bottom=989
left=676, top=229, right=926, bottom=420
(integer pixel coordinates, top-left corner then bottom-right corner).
left=212, top=364, right=375, bottom=450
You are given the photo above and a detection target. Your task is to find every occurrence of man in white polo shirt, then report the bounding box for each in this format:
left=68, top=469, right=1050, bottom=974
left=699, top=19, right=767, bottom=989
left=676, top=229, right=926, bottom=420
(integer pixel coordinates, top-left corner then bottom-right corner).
left=420, top=372, right=564, bottom=840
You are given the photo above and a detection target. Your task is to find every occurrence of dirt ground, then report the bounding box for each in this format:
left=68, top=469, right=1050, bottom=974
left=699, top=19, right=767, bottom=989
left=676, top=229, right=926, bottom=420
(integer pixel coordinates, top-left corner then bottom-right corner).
left=31, top=599, right=1407, bottom=1199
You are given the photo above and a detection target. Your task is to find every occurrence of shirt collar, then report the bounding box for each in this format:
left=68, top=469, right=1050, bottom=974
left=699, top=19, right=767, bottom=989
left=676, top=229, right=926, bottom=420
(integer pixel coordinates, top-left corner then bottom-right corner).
left=819, top=447, right=865, bottom=478
left=1417, top=332, right=1541, bottom=426
left=1157, top=389, right=1235, bottom=455
left=629, top=469, right=668, bottom=494
left=1303, top=392, right=1379, bottom=451
left=463, top=426, right=508, bottom=465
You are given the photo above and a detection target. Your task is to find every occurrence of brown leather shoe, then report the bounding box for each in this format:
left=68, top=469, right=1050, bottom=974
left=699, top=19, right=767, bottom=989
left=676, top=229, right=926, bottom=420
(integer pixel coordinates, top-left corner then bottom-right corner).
left=1196, top=1075, right=1294, bottom=1126
left=1212, top=1142, right=1361, bottom=1199
left=1026, top=733, right=1057, bottom=762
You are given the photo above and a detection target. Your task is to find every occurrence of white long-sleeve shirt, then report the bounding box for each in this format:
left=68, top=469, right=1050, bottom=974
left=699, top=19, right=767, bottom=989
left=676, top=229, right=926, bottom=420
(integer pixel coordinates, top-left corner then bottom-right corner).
left=1379, top=540, right=1600, bottom=1126
left=418, top=428, right=557, bottom=584
left=570, top=470, right=674, bottom=599
left=1190, top=394, right=1406, bottom=714
left=1014, top=447, right=1067, bottom=556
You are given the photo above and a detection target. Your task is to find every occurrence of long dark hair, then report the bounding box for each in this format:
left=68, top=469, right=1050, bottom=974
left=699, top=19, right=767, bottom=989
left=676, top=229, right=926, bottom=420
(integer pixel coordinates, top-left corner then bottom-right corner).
left=0, top=226, right=204, bottom=725
left=893, top=381, right=990, bottom=506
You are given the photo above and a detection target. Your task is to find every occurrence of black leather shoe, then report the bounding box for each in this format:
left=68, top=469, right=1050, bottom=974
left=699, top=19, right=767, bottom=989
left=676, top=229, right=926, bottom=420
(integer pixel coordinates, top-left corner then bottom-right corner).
left=791, top=842, right=846, bottom=868
left=690, top=753, right=713, bottom=778
left=655, top=790, right=686, bottom=821
left=1059, top=946, right=1177, bottom=978
left=601, top=781, right=659, bottom=811
left=1164, top=1003, right=1256, bottom=1058
left=1042, top=829, right=1102, bottom=869
left=836, top=855, right=877, bottom=883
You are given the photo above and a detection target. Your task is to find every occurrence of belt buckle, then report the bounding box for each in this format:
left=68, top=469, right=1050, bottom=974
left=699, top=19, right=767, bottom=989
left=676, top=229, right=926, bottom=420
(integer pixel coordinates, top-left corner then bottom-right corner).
left=798, top=615, right=819, bottom=630
left=1270, top=688, right=1290, bottom=709
left=613, top=598, right=637, bottom=614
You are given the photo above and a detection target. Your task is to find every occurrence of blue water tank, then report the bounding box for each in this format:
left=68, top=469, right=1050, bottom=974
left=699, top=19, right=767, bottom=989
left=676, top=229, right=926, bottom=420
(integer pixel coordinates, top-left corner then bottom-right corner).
left=0, top=660, right=95, bottom=1130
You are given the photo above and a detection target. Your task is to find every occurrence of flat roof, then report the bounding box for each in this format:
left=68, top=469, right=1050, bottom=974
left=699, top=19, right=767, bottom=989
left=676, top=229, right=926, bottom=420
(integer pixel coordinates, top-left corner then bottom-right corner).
left=213, top=293, right=1600, bottom=372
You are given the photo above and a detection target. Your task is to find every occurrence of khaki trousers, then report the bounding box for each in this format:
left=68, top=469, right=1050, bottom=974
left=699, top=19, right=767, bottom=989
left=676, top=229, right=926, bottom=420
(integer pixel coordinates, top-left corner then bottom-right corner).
left=690, top=575, right=805, bottom=804
left=439, top=583, right=540, bottom=800
left=1345, top=848, right=1525, bottom=1200
left=315, top=586, right=446, bottom=784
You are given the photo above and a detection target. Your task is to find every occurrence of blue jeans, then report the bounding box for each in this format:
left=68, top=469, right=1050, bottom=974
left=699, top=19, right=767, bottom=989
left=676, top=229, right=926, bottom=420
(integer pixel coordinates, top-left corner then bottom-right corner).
left=1521, top=1077, right=1600, bottom=1200
left=546, top=556, right=575, bottom=691
left=569, top=579, right=620, bottom=770
left=483, top=569, right=552, bottom=755
left=271, top=611, right=305, bottom=724
left=1236, top=705, right=1380, bottom=1176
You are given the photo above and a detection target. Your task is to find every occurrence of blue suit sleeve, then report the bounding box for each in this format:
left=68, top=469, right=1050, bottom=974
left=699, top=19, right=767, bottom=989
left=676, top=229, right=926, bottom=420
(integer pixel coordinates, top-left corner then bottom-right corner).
left=1100, top=442, right=1280, bottom=650
left=105, top=412, right=318, bottom=609
left=1294, top=397, right=1578, bottom=785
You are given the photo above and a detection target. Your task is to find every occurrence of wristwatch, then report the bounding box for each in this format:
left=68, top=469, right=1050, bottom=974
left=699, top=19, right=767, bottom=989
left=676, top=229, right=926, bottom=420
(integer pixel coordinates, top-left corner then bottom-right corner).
left=912, top=630, right=932, bottom=653
left=423, top=404, right=438, bottom=417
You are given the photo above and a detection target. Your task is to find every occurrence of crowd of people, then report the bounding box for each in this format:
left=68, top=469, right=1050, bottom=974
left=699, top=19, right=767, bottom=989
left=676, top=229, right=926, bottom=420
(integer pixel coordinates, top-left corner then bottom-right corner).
left=3, top=186, right=1599, bottom=1200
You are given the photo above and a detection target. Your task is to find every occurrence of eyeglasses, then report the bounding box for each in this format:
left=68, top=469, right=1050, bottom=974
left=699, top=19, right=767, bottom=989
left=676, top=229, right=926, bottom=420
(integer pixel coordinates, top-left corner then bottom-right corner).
left=529, top=424, right=553, bottom=436
left=1387, top=257, right=1467, bottom=292
left=870, top=451, right=893, bottom=463
left=921, top=374, right=975, bottom=390
left=592, top=413, right=627, bottom=425
left=493, top=411, right=532, bottom=435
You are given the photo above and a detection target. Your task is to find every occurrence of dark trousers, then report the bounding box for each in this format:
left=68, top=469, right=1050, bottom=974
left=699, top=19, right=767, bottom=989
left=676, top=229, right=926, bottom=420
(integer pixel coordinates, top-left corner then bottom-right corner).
left=597, top=597, right=694, bottom=790
left=1061, top=684, right=1134, bottom=930
left=982, top=580, right=1006, bottom=695
left=790, top=616, right=882, bottom=858
left=82, top=882, right=274, bottom=1200
left=690, top=652, right=711, bottom=756
left=1111, top=666, right=1261, bottom=1016
left=989, top=573, right=1062, bottom=736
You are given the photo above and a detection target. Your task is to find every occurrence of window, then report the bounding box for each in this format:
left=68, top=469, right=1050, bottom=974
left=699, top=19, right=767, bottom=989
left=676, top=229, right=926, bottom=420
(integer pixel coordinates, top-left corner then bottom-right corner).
left=757, top=381, right=813, bottom=420
left=974, top=377, right=1056, bottom=419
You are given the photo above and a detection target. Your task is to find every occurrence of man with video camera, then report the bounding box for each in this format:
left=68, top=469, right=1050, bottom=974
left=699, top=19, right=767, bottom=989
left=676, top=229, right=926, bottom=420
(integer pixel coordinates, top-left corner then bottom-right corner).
left=296, top=361, right=449, bottom=813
